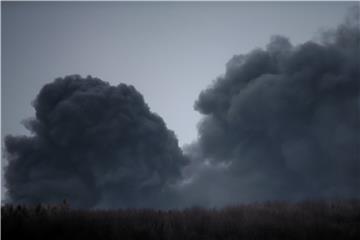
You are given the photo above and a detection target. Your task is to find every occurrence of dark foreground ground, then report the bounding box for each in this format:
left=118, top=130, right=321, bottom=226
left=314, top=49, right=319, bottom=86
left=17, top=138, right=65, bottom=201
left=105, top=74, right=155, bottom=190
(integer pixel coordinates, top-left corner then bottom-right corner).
left=2, top=200, right=360, bottom=240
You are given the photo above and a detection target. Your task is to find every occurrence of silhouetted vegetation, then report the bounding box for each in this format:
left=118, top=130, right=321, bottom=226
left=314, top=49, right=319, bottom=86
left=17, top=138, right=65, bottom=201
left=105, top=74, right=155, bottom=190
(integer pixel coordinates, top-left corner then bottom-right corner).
left=2, top=200, right=360, bottom=240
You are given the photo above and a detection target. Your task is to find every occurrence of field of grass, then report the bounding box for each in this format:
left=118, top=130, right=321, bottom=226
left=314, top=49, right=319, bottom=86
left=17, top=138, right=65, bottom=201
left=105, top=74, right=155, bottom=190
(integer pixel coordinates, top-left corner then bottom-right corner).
left=2, top=200, right=360, bottom=240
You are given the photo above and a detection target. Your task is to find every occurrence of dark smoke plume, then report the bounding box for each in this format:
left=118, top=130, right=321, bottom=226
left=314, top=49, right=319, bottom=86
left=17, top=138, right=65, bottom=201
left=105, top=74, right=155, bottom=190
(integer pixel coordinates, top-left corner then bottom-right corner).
left=182, top=8, right=360, bottom=206
left=3, top=8, right=360, bottom=209
left=4, top=75, right=188, bottom=208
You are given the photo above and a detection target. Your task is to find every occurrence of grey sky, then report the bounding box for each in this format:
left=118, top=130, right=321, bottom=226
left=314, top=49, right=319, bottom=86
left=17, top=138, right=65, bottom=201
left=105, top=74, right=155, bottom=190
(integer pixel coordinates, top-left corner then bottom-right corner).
left=1, top=1, right=353, bottom=147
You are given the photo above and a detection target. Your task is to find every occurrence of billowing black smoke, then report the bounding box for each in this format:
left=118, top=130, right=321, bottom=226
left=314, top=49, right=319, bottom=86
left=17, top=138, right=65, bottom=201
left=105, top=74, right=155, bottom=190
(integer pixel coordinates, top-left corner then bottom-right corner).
left=4, top=9, right=360, bottom=209
left=182, top=8, right=360, bottom=206
left=4, top=75, right=188, bottom=208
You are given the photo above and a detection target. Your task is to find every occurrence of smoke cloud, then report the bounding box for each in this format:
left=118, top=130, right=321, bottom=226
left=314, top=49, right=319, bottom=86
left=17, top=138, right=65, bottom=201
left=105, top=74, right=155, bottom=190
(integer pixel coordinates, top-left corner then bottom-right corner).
left=3, top=8, right=359, bottom=209
left=182, top=8, right=360, bottom=206
left=4, top=75, right=188, bottom=208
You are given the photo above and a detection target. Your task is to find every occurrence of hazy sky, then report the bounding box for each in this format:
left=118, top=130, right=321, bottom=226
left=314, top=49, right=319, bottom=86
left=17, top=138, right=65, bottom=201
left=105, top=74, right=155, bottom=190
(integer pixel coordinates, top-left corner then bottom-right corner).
left=2, top=1, right=353, bottom=147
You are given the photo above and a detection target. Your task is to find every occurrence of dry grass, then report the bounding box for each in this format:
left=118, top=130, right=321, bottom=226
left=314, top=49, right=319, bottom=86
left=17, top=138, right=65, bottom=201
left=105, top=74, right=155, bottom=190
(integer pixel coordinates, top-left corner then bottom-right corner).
left=2, top=200, right=360, bottom=240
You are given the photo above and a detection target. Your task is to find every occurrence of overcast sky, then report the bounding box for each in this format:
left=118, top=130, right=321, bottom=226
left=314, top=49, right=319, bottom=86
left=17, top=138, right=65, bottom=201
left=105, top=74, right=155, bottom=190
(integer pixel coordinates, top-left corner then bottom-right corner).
left=2, top=1, right=354, bottom=147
